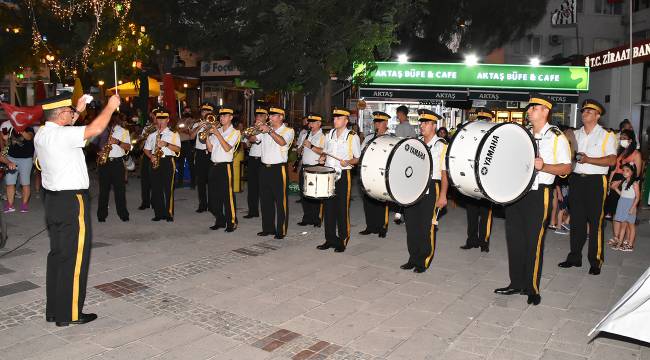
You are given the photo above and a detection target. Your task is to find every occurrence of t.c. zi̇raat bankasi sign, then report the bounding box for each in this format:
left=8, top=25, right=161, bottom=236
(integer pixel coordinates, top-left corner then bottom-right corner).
left=362, top=62, right=589, bottom=91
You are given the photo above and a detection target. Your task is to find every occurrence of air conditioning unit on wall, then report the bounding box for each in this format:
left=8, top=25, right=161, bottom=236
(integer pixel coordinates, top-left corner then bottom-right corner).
left=549, top=35, right=562, bottom=46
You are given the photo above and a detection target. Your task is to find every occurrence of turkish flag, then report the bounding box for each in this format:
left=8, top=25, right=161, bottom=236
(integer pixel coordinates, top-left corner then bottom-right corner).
left=0, top=102, right=44, bottom=132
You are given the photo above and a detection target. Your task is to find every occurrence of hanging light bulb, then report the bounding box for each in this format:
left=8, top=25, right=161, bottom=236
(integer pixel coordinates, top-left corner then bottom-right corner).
left=117, top=44, right=123, bottom=52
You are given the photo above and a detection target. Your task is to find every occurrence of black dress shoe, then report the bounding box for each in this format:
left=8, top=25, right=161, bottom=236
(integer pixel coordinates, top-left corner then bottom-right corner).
left=359, top=229, right=373, bottom=235
left=480, top=245, right=489, bottom=253
left=527, top=294, right=541, bottom=305
left=494, top=286, right=522, bottom=295
left=46, top=315, right=56, bottom=323
left=334, top=247, right=345, bottom=253
left=257, top=231, right=272, bottom=236
left=274, top=234, right=285, bottom=239
left=460, top=244, right=479, bottom=250
left=166, top=217, right=174, bottom=222
left=138, top=205, right=149, bottom=210
left=195, top=208, right=207, bottom=213
left=558, top=261, right=582, bottom=268
left=243, top=214, right=258, bottom=219
left=297, top=221, right=311, bottom=226
left=98, top=218, right=106, bottom=223
left=55, top=313, right=97, bottom=327
left=589, top=266, right=601, bottom=275
left=378, top=230, right=387, bottom=238
left=413, top=267, right=426, bottom=273
left=400, top=263, right=415, bottom=270
left=120, top=217, right=129, bottom=222
left=316, top=243, right=331, bottom=250
left=225, top=225, right=237, bottom=233
left=394, top=218, right=403, bottom=225
left=211, top=224, right=225, bottom=230
left=151, top=217, right=164, bottom=221
left=313, top=223, right=321, bottom=228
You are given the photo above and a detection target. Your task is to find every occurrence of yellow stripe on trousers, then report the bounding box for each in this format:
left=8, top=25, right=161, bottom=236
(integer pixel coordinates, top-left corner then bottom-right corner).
left=169, top=160, right=176, bottom=216
left=424, top=183, right=440, bottom=268
left=596, top=175, right=607, bottom=267
left=227, top=164, right=236, bottom=226
left=72, top=194, right=86, bottom=321
left=345, top=170, right=351, bottom=245
left=485, top=208, right=493, bottom=243
left=532, top=188, right=550, bottom=295
left=281, top=166, right=287, bottom=236
left=384, top=204, right=389, bottom=230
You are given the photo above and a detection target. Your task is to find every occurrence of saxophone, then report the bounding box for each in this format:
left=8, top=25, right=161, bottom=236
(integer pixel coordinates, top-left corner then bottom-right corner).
left=151, top=130, right=164, bottom=170
left=97, top=127, right=114, bottom=166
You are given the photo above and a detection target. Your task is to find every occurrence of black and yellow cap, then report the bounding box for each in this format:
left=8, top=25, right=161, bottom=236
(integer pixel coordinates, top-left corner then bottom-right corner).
left=581, top=99, right=605, bottom=116
left=39, top=92, right=73, bottom=110
left=527, top=93, right=554, bottom=110
left=200, top=103, right=215, bottom=112
left=155, top=110, right=170, bottom=119
left=219, top=106, right=234, bottom=115
left=372, top=111, right=390, bottom=122
left=269, top=106, right=286, bottom=115
left=307, top=113, right=323, bottom=122
left=255, top=107, right=268, bottom=115
left=475, top=108, right=494, bottom=120
left=332, top=107, right=351, bottom=118
left=417, top=109, right=441, bottom=122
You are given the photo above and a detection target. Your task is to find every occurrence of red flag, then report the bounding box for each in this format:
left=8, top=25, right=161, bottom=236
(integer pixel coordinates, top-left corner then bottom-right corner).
left=35, top=80, right=46, bottom=102
left=0, top=102, right=44, bottom=132
left=162, top=73, right=177, bottom=120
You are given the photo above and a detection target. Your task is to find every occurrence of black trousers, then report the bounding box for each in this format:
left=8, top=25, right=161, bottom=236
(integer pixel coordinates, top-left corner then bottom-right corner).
left=465, top=197, right=493, bottom=247
left=195, top=150, right=210, bottom=210
left=324, top=169, right=352, bottom=248
left=404, top=181, right=439, bottom=269
left=300, top=165, right=323, bottom=225
left=151, top=157, right=176, bottom=219
left=260, top=163, right=289, bottom=236
left=567, top=174, right=608, bottom=268
left=362, top=193, right=388, bottom=233
left=504, top=186, right=552, bottom=295
left=208, top=162, right=238, bottom=228
left=97, top=159, right=129, bottom=220
left=176, top=140, right=194, bottom=186
left=247, top=156, right=261, bottom=216
left=45, top=189, right=91, bottom=322
left=140, top=156, right=151, bottom=207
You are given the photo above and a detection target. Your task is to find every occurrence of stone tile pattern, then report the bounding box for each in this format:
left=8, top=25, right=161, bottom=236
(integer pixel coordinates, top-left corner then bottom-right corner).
left=94, top=278, right=148, bottom=298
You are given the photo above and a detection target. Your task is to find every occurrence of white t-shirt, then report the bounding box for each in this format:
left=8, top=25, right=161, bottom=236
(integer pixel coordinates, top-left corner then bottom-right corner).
left=34, top=122, right=89, bottom=191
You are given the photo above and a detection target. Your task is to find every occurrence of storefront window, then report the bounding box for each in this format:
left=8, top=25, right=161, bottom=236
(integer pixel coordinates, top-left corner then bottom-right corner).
left=551, top=103, right=573, bottom=127
left=595, top=0, right=623, bottom=15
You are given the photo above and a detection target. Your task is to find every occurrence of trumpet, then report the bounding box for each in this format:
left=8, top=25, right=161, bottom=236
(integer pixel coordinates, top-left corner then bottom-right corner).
left=198, top=114, right=220, bottom=144
left=243, top=120, right=271, bottom=137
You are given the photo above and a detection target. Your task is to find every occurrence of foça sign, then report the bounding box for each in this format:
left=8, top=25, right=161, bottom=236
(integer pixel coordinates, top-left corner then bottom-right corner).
left=585, top=39, right=650, bottom=71
left=200, top=60, right=241, bottom=77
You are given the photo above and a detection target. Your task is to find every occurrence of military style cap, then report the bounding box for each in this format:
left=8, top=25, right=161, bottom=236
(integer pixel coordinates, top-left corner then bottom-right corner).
left=526, top=93, right=554, bottom=110
left=372, top=111, right=390, bottom=122
left=307, top=113, right=323, bottom=122
left=39, top=91, right=73, bottom=110
left=268, top=106, right=286, bottom=115
left=475, top=108, right=494, bottom=120
left=332, top=107, right=351, bottom=118
left=417, top=109, right=441, bottom=122
left=219, top=106, right=234, bottom=115
left=581, top=99, right=605, bottom=116
left=255, top=107, right=268, bottom=115
left=153, top=107, right=170, bottom=119
left=200, top=103, right=215, bottom=112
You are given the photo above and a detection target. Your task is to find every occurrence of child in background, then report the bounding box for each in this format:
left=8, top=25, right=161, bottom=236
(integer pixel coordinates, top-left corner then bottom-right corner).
left=554, top=178, right=571, bottom=235
left=610, top=163, right=640, bottom=252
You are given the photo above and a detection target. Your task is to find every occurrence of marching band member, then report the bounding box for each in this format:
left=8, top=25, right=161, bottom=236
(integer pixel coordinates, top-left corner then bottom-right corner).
left=316, top=108, right=361, bottom=253
left=460, top=108, right=494, bottom=252
left=393, top=105, right=416, bottom=225
left=297, top=113, right=325, bottom=227
left=138, top=107, right=159, bottom=210
left=558, top=99, right=616, bottom=275
left=176, top=108, right=196, bottom=188
left=255, top=106, right=295, bottom=239
left=97, top=113, right=131, bottom=222
left=144, top=110, right=181, bottom=222
left=244, top=107, right=268, bottom=218
left=400, top=109, right=448, bottom=273
left=36, top=92, right=120, bottom=326
left=206, top=106, right=241, bottom=232
left=359, top=111, right=391, bottom=238
left=191, top=103, right=215, bottom=213
left=495, top=95, right=571, bottom=305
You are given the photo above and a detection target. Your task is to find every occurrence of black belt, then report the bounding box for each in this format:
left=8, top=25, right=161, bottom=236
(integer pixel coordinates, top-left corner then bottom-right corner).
left=107, top=157, right=123, bottom=162
left=575, top=173, right=605, bottom=178
left=44, top=188, right=88, bottom=195
left=263, top=163, right=285, bottom=167
left=212, top=161, right=233, bottom=166
left=249, top=156, right=261, bottom=159
left=535, top=184, right=555, bottom=189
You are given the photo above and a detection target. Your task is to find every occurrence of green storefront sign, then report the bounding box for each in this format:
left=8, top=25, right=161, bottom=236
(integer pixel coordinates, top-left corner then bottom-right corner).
left=361, top=62, right=589, bottom=91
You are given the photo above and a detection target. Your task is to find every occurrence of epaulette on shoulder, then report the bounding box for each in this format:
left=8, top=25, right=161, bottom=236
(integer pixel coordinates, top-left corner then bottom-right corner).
left=547, top=126, right=563, bottom=136
left=346, top=130, right=356, bottom=139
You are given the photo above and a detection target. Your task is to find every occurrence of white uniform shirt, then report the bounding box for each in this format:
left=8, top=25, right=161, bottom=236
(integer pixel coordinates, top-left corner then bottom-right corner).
left=424, top=135, right=447, bottom=180
left=324, top=128, right=361, bottom=171
left=108, top=125, right=131, bottom=158
left=192, top=122, right=207, bottom=150
left=248, top=138, right=262, bottom=157
left=144, top=128, right=180, bottom=157
left=296, top=128, right=309, bottom=150
left=574, top=124, right=617, bottom=175
left=260, top=124, right=294, bottom=164
left=301, top=129, right=325, bottom=166
left=34, top=122, right=89, bottom=191
left=209, top=125, right=240, bottom=163
left=361, top=131, right=390, bottom=149
left=532, top=123, right=572, bottom=189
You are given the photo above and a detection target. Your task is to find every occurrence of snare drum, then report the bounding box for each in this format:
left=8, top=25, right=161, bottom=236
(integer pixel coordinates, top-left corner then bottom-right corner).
left=360, top=136, right=432, bottom=206
left=303, top=166, right=336, bottom=199
left=446, top=121, right=536, bottom=204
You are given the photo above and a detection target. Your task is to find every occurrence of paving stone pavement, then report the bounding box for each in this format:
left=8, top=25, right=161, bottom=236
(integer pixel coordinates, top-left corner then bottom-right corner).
left=0, top=174, right=648, bottom=359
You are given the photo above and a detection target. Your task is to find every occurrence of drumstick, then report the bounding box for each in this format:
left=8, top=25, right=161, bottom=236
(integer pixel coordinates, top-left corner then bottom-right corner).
left=322, top=152, right=344, bottom=162
left=432, top=208, right=441, bottom=226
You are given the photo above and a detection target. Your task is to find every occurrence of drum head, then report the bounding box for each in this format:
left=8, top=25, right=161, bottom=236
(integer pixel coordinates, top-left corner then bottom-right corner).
left=305, top=165, right=335, bottom=174
left=476, top=123, right=536, bottom=204
left=386, top=138, right=432, bottom=206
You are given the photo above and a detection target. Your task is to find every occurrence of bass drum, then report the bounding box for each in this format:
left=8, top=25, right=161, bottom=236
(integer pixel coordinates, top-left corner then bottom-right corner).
left=360, top=136, right=432, bottom=206
left=446, top=121, right=536, bottom=204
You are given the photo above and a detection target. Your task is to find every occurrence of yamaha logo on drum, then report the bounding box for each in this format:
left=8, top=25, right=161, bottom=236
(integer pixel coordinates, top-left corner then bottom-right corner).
left=404, top=144, right=426, bottom=160
left=482, top=135, right=499, bottom=167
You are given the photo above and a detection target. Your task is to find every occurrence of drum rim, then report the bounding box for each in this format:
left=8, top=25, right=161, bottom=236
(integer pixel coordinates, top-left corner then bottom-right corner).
left=384, top=137, right=433, bottom=206
left=473, top=122, right=538, bottom=204
left=304, top=165, right=336, bottom=174
left=445, top=121, right=472, bottom=191
left=358, top=134, right=386, bottom=198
